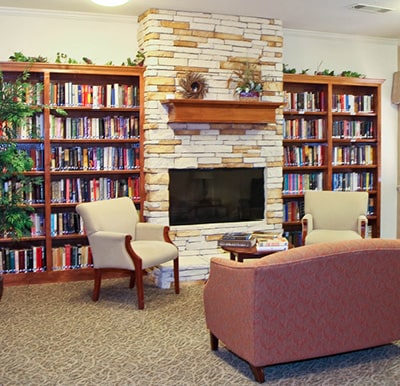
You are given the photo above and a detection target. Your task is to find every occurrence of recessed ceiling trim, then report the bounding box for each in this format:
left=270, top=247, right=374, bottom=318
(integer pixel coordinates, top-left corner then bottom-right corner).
left=350, top=3, right=393, bottom=13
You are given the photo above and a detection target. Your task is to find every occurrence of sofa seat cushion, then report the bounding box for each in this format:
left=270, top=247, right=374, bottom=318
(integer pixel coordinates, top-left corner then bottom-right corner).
left=305, top=230, right=362, bottom=245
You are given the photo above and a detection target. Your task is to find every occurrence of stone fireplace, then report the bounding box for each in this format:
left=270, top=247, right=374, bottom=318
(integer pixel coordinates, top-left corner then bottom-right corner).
left=137, top=9, right=284, bottom=281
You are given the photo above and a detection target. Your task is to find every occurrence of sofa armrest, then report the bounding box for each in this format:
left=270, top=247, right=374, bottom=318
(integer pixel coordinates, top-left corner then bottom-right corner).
left=301, top=213, right=313, bottom=245
left=358, top=215, right=368, bottom=238
left=203, top=258, right=258, bottom=354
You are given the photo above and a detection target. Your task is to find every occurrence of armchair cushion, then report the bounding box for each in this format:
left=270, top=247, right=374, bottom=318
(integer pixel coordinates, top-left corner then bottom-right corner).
left=130, top=240, right=179, bottom=269
left=302, top=190, right=368, bottom=245
left=304, top=229, right=362, bottom=244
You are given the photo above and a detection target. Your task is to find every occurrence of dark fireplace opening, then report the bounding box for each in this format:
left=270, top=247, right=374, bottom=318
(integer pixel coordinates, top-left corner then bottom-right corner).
left=169, top=168, right=265, bottom=225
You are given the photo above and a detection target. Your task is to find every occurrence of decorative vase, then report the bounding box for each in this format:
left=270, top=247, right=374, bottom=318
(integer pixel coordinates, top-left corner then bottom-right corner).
left=238, top=91, right=260, bottom=101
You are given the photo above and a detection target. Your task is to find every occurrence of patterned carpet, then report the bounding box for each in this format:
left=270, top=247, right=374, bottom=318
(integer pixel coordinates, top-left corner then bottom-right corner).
left=1, top=277, right=400, bottom=385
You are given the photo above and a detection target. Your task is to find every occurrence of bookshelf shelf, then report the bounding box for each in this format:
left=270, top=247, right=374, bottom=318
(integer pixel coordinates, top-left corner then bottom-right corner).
left=282, top=74, right=383, bottom=245
left=0, top=62, right=144, bottom=285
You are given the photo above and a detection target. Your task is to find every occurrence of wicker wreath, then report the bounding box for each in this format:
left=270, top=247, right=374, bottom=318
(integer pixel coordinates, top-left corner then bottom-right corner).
left=179, top=72, right=208, bottom=99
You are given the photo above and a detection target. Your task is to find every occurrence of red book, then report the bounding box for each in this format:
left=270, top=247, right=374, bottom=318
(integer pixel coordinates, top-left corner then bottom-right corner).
left=35, top=247, right=42, bottom=272
left=64, top=244, right=71, bottom=270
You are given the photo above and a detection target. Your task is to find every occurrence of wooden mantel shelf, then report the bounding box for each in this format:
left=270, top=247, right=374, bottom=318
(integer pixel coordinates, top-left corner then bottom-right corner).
left=161, top=99, right=281, bottom=124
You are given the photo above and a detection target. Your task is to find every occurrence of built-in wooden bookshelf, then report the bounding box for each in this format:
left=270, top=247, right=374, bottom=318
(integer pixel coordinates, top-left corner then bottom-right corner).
left=282, top=74, right=383, bottom=246
left=0, top=62, right=144, bottom=285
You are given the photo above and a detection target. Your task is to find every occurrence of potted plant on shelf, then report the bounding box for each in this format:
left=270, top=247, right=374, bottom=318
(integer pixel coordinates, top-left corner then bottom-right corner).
left=0, top=69, right=44, bottom=299
left=0, top=70, right=42, bottom=241
left=228, top=61, right=264, bottom=100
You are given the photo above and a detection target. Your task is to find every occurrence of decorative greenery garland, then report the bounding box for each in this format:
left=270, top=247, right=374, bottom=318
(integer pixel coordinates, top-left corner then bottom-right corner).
left=8, top=50, right=145, bottom=67
left=283, top=63, right=365, bottom=78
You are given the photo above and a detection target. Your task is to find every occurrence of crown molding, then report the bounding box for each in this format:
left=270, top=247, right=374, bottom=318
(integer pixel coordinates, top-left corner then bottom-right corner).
left=0, top=6, right=137, bottom=23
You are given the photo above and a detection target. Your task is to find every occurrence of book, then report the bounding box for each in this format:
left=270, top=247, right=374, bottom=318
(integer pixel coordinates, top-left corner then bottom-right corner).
left=256, top=236, right=289, bottom=252
left=218, top=232, right=256, bottom=248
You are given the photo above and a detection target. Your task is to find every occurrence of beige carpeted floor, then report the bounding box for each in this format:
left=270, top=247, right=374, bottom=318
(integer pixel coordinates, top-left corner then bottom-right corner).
left=1, top=277, right=400, bottom=385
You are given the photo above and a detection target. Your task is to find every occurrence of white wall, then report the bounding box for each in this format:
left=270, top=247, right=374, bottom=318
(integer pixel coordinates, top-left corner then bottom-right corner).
left=283, top=29, right=399, bottom=238
left=0, top=8, right=138, bottom=65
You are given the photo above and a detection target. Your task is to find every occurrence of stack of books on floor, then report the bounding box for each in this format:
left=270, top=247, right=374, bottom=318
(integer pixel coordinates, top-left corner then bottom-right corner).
left=217, top=232, right=256, bottom=248
left=253, top=232, right=289, bottom=252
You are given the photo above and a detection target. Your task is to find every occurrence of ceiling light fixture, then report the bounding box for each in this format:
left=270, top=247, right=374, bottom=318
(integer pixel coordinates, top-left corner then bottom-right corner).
left=91, top=0, right=128, bottom=6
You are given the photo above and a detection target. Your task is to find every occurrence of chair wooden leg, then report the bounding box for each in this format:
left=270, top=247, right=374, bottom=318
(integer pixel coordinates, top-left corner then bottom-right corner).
left=135, top=269, right=145, bottom=310
left=210, top=332, right=219, bottom=351
left=0, top=275, right=3, bottom=301
left=173, top=257, right=180, bottom=294
left=129, top=271, right=135, bottom=288
left=92, top=269, right=102, bottom=301
left=249, top=364, right=265, bottom=383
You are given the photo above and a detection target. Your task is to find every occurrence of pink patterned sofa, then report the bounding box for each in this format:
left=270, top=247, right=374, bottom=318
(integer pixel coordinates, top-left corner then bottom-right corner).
left=203, top=238, right=400, bottom=383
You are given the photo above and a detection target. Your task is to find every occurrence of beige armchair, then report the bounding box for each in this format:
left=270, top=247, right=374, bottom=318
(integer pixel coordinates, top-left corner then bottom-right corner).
left=76, top=197, right=179, bottom=309
left=301, top=190, right=368, bottom=245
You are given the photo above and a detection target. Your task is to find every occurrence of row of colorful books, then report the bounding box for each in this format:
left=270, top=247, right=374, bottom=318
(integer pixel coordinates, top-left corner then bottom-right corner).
left=283, top=200, right=305, bottom=222
left=6, top=114, right=45, bottom=139
left=283, top=173, right=323, bottom=194
left=285, top=143, right=375, bottom=167
left=332, top=120, right=374, bottom=139
left=1, top=180, right=45, bottom=204
left=50, top=145, right=140, bottom=171
left=49, top=83, right=139, bottom=108
left=50, top=178, right=140, bottom=203
left=283, top=118, right=325, bottom=139
left=50, top=213, right=83, bottom=236
left=284, top=144, right=324, bottom=167
left=52, top=245, right=93, bottom=270
left=50, top=115, right=140, bottom=140
left=332, top=94, right=374, bottom=113
left=332, top=172, right=374, bottom=192
left=0, top=245, right=93, bottom=274
left=1, top=246, right=46, bottom=274
left=332, top=145, right=374, bottom=166
left=284, top=91, right=326, bottom=112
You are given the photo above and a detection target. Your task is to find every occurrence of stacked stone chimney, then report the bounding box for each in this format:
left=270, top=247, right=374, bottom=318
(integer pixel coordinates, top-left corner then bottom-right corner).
left=137, top=9, right=284, bottom=260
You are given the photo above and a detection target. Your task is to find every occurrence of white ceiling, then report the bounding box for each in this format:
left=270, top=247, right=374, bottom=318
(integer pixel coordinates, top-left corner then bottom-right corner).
left=1, top=0, right=400, bottom=39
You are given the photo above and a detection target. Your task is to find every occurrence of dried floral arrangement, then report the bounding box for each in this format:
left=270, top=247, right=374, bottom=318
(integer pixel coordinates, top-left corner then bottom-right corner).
left=227, top=60, right=263, bottom=96
left=179, top=72, right=208, bottom=99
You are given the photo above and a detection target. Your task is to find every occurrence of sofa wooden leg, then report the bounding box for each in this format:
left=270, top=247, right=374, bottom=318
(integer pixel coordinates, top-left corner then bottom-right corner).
left=0, top=275, right=3, bottom=301
left=92, top=269, right=102, bottom=301
left=249, top=364, right=265, bottom=383
left=210, top=332, right=219, bottom=351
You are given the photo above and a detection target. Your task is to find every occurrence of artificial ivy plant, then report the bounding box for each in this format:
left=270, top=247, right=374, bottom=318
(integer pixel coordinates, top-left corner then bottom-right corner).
left=0, top=70, right=42, bottom=239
